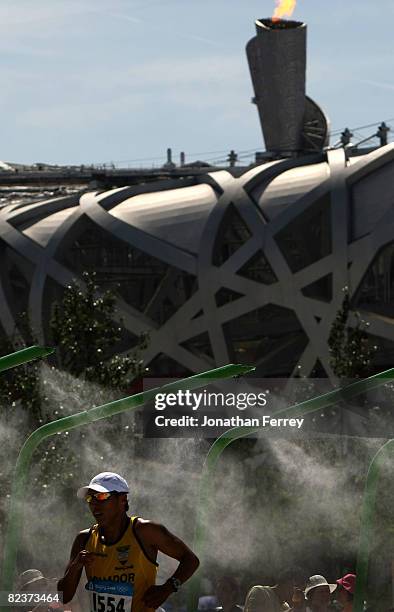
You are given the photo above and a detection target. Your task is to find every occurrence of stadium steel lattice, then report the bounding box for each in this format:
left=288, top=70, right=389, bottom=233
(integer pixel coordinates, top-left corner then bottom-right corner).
left=1, top=143, right=394, bottom=380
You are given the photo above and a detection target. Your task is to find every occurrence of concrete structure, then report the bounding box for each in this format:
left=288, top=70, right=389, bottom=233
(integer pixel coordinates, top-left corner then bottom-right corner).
left=1, top=144, right=394, bottom=380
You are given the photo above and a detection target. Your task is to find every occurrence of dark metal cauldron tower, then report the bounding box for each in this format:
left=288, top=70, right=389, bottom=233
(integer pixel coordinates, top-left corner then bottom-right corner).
left=246, top=18, right=330, bottom=156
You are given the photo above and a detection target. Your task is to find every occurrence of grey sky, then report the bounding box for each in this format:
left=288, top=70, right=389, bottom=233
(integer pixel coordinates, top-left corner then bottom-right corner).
left=2, top=0, right=394, bottom=165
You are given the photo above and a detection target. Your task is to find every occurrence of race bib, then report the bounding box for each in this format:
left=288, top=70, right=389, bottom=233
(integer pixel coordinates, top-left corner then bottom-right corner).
left=85, top=579, right=133, bottom=612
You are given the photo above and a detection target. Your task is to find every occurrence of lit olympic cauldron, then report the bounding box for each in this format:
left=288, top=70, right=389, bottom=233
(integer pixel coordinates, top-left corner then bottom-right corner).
left=246, top=4, right=329, bottom=156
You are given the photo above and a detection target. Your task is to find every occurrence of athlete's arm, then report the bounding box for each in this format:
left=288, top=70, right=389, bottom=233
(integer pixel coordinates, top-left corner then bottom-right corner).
left=57, top=530, right=94, bottom=604
left=137, top=520, right=199, bottom=609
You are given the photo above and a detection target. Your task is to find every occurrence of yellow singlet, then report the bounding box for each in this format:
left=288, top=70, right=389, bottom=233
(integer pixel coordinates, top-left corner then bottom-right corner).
left=85, top=516, right=158, bottom=612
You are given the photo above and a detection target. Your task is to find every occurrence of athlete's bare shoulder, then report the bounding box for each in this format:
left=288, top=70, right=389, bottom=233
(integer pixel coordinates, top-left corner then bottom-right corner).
left=134, top=519, right=195, bottom=560
left=133, top=517, right=154, bottom=541
left=133, top=517, right=161, bottom=537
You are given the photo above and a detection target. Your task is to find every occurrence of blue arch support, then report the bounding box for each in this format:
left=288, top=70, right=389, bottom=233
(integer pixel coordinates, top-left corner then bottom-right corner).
left=187, top=369, right=394, bottom=612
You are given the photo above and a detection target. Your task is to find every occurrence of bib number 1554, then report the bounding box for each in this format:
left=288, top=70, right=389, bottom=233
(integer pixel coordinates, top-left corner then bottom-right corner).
left=91, top=593, right=127, bottom=612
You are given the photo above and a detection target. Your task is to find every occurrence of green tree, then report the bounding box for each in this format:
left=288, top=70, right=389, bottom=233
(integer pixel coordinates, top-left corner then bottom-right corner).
left=50, top=271, right=147, bottom=389
left=0, top=272, right=147, bottom=423
left=328, top=289, right=375, bottom=379
left=0, top=312, right=43, bottom=426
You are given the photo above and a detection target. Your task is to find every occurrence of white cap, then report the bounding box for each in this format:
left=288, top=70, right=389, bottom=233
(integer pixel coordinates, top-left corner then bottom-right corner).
left=305, top=575, right=337, bottom=596
left=77, top=472, right=129, bottom=499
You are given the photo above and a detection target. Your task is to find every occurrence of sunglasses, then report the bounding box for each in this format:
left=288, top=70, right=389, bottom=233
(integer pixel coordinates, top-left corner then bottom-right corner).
left=85, top=491, right=119, bottom=503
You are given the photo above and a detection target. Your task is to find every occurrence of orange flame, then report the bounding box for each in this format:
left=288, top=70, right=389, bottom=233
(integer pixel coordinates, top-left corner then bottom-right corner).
left=272, top=0, right=297, bottom=21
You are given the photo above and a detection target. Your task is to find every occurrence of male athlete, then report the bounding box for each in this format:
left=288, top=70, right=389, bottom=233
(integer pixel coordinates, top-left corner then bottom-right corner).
left=58, top=472, right=199, bottom=612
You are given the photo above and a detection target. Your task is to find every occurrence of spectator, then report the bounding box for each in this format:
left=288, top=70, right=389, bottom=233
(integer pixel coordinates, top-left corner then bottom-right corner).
left=291, top=586, right=306, bottom=612
left=17, top=569, right=70, bottom=612
left=304, top=576, right=336, bottom=612
left=198, top=595, right=218, bottom=612
left=198, top=596, right=218, bottom=612
left=244, top=568, right=306, bottom=612
left=216, top=576, right=243, bottom=612
left=335, top=574, right=355, bottom=612
left=198, top=575, right=243, bottom=612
